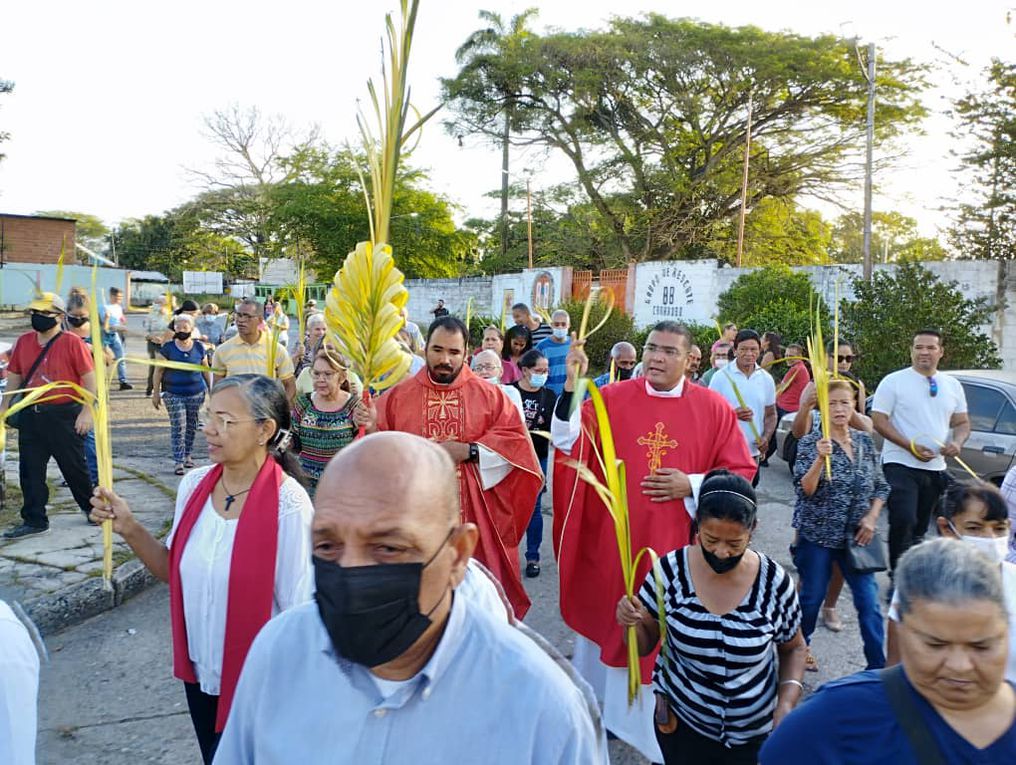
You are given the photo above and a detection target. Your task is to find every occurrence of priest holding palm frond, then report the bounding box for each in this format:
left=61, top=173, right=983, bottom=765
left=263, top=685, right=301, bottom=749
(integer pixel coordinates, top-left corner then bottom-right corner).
left=551, top=320, right=756, bottom=762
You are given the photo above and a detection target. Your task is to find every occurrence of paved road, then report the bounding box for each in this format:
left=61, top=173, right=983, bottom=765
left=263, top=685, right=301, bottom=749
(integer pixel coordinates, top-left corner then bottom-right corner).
left=34, top=444, right=891, bottom=764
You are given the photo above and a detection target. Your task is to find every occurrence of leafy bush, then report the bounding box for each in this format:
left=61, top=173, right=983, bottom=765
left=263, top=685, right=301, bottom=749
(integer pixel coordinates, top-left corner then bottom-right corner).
left=841, top=263, right=1001, bottom=388
left=716, top=265, right=830, bottom=343
left=559, top=299, right=637, bottom=375
left=632, top=320, right=717, bottom=354
left=463, top=313, right=498, bottom=350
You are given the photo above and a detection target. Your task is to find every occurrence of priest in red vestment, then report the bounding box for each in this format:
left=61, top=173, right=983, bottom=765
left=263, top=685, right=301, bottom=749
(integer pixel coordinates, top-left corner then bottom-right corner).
left=361, top=316, right=542, bottom=619
left=551, top=320, right=756, bottom=761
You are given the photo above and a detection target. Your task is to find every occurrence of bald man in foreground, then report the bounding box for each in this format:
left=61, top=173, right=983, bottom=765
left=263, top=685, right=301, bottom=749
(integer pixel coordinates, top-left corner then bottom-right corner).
left=214, top=432, right=605, bottom=765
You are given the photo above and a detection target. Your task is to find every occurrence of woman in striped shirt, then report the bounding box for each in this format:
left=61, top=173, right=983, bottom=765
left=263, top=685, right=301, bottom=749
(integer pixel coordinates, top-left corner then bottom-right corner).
left=617, top=469, right=807, bottom=764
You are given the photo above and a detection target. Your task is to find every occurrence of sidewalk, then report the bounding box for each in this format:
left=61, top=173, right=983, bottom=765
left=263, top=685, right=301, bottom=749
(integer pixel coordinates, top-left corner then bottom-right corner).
left=0, top=452, right=182, bottom=635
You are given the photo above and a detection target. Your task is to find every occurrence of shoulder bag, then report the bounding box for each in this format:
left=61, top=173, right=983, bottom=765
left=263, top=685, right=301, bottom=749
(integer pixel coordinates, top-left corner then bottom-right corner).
left=844, top=437, right=889, bottom=574
left=7, top=332, right=63, bottom=429
left=880, top=665, right=947, bottom=765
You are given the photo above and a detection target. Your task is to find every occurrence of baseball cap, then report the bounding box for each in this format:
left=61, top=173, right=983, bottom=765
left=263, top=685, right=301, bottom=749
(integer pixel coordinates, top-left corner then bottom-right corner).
left=28, top=292, right=67, bottom=314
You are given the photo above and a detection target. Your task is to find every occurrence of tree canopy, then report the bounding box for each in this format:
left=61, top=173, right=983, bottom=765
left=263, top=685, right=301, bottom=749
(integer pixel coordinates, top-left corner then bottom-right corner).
left=444, top=16, right=927, bottom=263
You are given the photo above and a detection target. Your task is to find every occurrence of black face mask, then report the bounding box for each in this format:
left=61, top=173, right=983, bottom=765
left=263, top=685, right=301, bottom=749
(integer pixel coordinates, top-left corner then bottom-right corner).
left=701, top=546, right=745, bottom=574
left=174, top=331, right=192, bottom=341
left=617, top=366, right=634, bottom=381
left=314, top=529, right=454, bottom=667
left=31, top=313, right=58, bottom=332
left=66, top=315, right=89, bottom=328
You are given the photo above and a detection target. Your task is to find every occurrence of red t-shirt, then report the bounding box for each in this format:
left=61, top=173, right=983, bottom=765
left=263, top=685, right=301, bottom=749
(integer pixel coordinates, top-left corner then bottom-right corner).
left=776, top=360, right=811, bottom=413
left=9, top=331, right=94, bottom=405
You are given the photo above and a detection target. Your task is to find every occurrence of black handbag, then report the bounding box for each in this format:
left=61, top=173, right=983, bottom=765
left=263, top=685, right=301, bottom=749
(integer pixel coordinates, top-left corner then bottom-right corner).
left=844, top=438, right=889, bottom=574
left=7, top=333, right=63, bottom=429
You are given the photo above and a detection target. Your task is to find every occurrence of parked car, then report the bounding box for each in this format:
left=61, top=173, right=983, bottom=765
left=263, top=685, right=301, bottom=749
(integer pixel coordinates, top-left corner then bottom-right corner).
left=773, top=369, right=1016, bottom=485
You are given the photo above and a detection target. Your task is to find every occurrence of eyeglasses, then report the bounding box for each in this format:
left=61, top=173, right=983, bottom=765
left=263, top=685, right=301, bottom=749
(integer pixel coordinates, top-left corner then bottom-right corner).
left=837, top=355, right=855, bottom=363
left=643, top=343, right=682, bottom=358
left=473, top=363, right=500, bottom=373
left=202, top=410, right=258, bottom=431
left=928, top=376, right=938, bottom=398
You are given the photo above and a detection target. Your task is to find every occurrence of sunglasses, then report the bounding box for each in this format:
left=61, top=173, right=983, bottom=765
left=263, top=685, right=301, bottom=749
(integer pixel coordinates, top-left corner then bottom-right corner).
left=928, top=376, right=938, bottom=398
left=837, top=355, right=855, bottom=363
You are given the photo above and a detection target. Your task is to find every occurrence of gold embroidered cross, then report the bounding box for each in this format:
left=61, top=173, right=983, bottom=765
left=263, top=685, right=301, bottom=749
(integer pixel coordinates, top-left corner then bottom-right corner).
left=637, top=422, right=678, bottom=474
left=427, top=391, right=459, bottom=421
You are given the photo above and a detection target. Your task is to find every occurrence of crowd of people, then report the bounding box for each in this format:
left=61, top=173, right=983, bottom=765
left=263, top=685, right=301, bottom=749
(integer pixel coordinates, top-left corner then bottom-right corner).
left=1, top=290, right=1014, bottom=764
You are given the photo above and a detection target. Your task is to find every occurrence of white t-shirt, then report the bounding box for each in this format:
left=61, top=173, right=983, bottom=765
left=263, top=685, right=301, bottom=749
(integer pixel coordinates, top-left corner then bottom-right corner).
left=166, top=466, right=315, bottom=695
left=708, top=365, right=777, bottom=456
left=889, top=560, right=1016, bottom=684
left=0, top=600, right=39, bottom=765
left=871, top=368, right=967, bottom=471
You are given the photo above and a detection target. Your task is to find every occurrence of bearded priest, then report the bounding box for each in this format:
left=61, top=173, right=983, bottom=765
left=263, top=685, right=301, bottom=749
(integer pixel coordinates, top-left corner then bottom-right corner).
left=360, top=316, right=542, bottom=619
left=551, top=320, right=756, bottom=762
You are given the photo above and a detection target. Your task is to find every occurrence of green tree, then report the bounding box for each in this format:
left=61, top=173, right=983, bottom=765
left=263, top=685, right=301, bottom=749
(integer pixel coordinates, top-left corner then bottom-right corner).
left=34, top=210, right=109, bottom=257
left=0, top=78, right=12, bottom=165
left=443, top=17, right=927, bottom=262
left=831, top=211, right=947, bottom=264
left=448, top=8, right=539, bottom=260
left=710, top=199, right=832, bottom=266
left=841, top=262, right=1000, bottom=388
left=716, top=265, right=830, bottom=344
left=559, top=298, right=637, bottom=376
left=268, top=147, right=474, bottom=280
left=948, top=59, right=1016, bottom=261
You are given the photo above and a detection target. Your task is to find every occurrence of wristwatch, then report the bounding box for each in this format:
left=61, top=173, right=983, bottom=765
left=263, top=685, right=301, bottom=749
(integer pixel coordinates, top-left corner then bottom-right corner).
left=468, top=443, right=480, bottom=463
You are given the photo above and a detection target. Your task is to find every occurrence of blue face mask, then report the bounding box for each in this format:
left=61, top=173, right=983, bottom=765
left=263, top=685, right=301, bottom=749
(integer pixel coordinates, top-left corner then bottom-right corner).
left=552, top=327, right=568, bottom=340
left=529, top=372, right=548, bottom=388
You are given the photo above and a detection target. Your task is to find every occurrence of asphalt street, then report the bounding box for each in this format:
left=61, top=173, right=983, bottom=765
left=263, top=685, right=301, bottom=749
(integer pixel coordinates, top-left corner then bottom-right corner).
left=32, top=447, right=892, bottom=764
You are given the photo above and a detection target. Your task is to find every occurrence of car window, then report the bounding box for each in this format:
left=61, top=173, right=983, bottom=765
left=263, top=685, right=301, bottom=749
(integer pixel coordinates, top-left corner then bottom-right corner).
left=995, top=401, right=1016, bottom=436
left=962, top=383, right=1008, bottom=432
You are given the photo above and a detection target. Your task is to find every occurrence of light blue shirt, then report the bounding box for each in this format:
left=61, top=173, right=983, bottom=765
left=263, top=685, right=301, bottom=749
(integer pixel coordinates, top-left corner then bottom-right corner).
left=535, top=336, right=571, bottom=395
left=214, top=594, right=606, bottom=765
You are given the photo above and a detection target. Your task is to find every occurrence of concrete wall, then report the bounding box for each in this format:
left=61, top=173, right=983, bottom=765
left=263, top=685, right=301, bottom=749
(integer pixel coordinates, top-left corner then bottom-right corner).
left=403, top=276, right=493, bottom=326
left=0, top=215, right=76, bottom=265
left=0, top=263, right=129, bottom=308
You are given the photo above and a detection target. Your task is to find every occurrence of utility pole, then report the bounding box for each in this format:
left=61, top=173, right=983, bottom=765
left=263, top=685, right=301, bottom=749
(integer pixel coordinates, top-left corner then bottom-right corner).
left=110, top=232, right=117, bottom=267
left=861, top=42, right=876, bottom=281
left=500, top=111, right=510, bottom=261
left=526, top=177, right=534, bottom=269
left=736, top=89, right=754, bottom=269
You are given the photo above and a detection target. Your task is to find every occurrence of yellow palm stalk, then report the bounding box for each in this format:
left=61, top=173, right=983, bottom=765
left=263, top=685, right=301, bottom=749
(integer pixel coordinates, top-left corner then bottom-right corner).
left=0, top=381, right=96, bottom=453
left=577, top=288, right=615, bottom=342
left=55, top=237, right=66, bottom=295
left=88, top=265, right=115, bottom=589
left=325, top=0, right=434, bottom=407
left=465, top=297, right=473, bottom=336
left=609, top=357, right=617, bottom=385
left=265, top=319, right=281, bottom=379
left=832, top=278, right=841, bottom=380
left=296, top=259, right=308, bottom=341
left=806, top=307, right=832, bottom=479
left=568, top=380, right=668, bottom=704
left=725, top=373, right=762, bottom=444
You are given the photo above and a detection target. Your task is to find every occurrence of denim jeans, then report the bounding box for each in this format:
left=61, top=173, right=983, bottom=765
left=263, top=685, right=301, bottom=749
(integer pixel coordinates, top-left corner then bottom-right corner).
left=526, top=455, right=548, bottom=562
left=104, top=331, right=128, bottom=383
left=793, top=536, right=885, bottom=669
left=84, top=430, right=98, bottom=485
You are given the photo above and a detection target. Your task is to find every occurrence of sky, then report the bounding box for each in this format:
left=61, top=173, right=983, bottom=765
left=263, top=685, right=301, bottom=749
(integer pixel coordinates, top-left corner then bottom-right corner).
left=0, top=0, right=1013, bottom=243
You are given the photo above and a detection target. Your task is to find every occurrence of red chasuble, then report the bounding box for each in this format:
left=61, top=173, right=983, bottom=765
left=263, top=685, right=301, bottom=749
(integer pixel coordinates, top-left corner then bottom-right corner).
left=553, top=378, right=756, bottom=678
left=377, top=366, right=542, bottom=618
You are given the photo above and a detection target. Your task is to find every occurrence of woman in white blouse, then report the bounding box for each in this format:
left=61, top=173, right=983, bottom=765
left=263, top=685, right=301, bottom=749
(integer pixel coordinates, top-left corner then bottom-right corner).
left=90, top=374, right=314, bottom=764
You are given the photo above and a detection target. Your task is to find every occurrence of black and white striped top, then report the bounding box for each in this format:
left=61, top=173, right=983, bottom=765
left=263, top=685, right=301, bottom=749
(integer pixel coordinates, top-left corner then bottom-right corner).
left=639, top=547, right=801, bottom=746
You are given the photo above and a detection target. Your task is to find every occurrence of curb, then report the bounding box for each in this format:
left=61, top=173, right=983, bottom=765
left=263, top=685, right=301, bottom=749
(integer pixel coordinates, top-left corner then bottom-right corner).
left=18, top=467, right=171, bottom=636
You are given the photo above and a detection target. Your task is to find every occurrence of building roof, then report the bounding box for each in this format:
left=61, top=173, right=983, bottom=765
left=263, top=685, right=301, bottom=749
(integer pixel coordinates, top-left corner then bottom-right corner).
left=0, top=212, right=78, bottom=223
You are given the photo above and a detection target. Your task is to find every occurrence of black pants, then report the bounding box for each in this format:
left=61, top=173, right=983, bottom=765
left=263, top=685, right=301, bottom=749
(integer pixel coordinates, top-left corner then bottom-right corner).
left=884, top=462, right=949, bottom=574
left=655, top=718, right=765, bottom=765
left=184, top=682, right=221, bottom=765
left=18, top=403, right=93, bottom=528
left=146, top=340, right=161, bottom=392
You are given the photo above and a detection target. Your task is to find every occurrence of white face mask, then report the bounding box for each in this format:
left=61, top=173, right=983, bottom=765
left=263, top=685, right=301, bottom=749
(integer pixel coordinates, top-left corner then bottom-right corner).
left=552, top=327, right=568, bottom=340
left=714, top=358, right=729, bottom=369
left=951, top=523, right=1010, bottom=564
left=480, top=374, right=500, bottom=385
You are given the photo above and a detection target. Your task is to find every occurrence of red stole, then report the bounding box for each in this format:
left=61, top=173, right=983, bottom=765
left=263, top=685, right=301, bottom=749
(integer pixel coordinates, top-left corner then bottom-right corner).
left=377, top=366, right=542, bottom=618
left=552, top=379, right=756, bottom=678
left=169, top=458, right=284, bottom=731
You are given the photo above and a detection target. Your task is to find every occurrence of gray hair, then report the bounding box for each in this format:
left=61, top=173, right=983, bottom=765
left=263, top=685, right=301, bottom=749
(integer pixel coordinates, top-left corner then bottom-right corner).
left=896, top=538, right=1007, bottom=619
left=610, top=342, right=636, bottom=357
left=173, top=313, right=194, bottom=329
left=307, top=313, right=327, bottom=329
left=470, top=349, right=502, bottom=371
left=551, top=309, right=570, bottom=323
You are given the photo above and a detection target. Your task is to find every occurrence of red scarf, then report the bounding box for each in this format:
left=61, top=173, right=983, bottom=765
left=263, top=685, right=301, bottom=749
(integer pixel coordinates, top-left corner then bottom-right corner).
left=168, top=458, right=283, bottom=731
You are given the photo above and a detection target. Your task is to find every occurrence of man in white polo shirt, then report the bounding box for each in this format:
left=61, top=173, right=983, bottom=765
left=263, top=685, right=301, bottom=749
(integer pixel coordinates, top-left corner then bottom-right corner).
left=709, top=329, right=777, bottom=487
left=871, top=329, right=970, bottom=574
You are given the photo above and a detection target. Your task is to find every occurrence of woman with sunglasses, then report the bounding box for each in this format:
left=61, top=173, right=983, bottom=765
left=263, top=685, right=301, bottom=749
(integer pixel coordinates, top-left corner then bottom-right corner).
left=89, top=375, right=313, bottom=764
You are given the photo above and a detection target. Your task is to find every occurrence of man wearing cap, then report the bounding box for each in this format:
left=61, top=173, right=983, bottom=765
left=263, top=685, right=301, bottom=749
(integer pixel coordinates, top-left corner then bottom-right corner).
left=1, top=293, right=97, bottom=539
